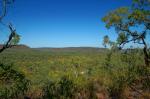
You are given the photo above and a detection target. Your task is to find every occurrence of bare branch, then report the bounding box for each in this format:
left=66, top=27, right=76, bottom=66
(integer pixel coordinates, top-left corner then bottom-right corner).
left=0, top=23, right=16, bottom=53
left=0, top=0, right=17, bottom=53
left=0, top=0, right=7, bottom=21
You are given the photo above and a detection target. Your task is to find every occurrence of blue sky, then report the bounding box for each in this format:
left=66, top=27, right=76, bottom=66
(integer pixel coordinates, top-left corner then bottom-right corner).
left=0, top=0, right=132, bottom=48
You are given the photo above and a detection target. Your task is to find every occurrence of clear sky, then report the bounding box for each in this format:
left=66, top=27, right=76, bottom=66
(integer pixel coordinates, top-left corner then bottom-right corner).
left=0, top=0, right=132, bottom=48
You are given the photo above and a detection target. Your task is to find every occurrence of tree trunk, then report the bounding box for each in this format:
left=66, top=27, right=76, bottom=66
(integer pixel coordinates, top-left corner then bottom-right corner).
left=141, top=38, right=150, bottom=66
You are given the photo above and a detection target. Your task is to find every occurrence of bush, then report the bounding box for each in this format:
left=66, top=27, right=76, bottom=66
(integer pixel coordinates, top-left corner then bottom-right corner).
left=43, top=76, right=76, bottom=99
left=0, top=63, right=30, bottom=99
left=103, top=49, right=150, bottom=99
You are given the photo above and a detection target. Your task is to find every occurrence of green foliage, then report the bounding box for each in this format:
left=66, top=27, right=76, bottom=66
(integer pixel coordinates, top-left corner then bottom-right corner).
left=102, top=7, right=129, bottom=29
left=117, top=32, right=128, bottom=44
left=0, top=48, right=149, bottom=98
left=0, top=63, right=30, bottom=99
left=132, top=0, right=150, bottom=8
left=102, top=49, right=150, bottom=98
left=43, top=76, right=76, bottom=99
left=102, top=2, right=150, bottom=95
left=43, top=76, right=109, bottom=99
left=10, top=33, right=20, bottom=45
left=103, top=35, right=110, bottom=48
left=102, top=0, right=150, bottom=50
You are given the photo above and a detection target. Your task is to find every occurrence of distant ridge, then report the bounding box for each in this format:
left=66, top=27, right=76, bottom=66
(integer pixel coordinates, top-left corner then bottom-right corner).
left=0, top=44, right=108, bottom=52
left=33, top=47, right=107, bottom=52
left=0, top=44, right=30, bottom=49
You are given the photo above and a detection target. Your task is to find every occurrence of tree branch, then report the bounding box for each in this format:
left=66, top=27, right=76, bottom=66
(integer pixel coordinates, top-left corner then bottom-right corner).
left=0, top=0, right=7, bottom=21
left=0, top=23, right=16, bottom=53
left=0, top=0, right=16, bottom=53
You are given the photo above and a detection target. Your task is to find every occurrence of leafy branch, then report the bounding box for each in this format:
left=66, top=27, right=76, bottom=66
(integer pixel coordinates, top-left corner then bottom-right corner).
left=0, top=0, right=20, bottom=53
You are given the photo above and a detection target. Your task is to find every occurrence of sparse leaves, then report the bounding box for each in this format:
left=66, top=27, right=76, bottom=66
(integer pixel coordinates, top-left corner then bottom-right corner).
left=117, top=32, right=128, bottom=44
left=102, top=7, right=129, bottom=29
left=10, top=33, right=20, bottom=45
left=0, top=0, right=20, bottom=53
left=103, top=35, right=110, bottom=48
left=102, top=0, right=150, bottom=66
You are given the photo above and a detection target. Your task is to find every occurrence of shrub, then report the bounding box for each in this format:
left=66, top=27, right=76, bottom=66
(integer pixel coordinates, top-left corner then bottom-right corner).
left=0, top=63, right=30, bottom=99
left=43, top=76, right=76, bottom=99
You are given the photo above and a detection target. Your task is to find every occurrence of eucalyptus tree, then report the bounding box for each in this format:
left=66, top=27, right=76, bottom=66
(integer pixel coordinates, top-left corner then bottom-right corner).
left=102, top=0, right=150, bottom=66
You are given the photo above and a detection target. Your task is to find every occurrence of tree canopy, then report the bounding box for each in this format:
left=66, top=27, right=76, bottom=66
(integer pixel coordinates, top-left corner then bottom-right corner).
left=102, top=0, right=150, bottom=66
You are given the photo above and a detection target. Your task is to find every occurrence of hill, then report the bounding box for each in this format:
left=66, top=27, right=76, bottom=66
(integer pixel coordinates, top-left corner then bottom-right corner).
left=0, top=44, right=30, bottom=49
left=33, top=47, right=107, bottom=53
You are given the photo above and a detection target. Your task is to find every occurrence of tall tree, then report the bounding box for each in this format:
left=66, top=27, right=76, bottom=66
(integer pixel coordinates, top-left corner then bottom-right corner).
left=0, top=0, right=20, bottom=53
left=102, top=0, right=150, bottom=66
